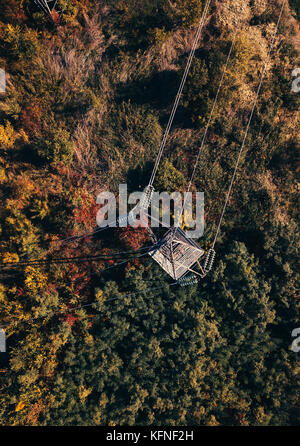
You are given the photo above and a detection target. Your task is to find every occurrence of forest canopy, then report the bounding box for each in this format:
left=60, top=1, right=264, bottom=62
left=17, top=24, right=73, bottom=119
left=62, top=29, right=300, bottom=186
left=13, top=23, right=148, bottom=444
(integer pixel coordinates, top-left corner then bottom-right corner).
left=0, top=0, right=299, bottom=426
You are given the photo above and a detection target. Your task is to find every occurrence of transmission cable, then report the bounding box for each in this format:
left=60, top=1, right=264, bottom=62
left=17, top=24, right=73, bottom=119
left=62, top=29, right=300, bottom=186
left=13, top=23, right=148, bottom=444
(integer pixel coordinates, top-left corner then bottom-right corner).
left=148, top=0, right=212, bottom=187
left=212, top=0, right=286, bottom=249
left=170, top=10, right=245, bottom=243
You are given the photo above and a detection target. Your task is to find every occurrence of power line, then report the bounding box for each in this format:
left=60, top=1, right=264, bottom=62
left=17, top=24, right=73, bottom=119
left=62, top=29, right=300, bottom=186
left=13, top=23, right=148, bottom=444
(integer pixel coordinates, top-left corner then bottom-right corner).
left=212, top=0, right=287, bottom=248
left=0, top=245, right=155, bottom=271
left=148, top=0, right=212, bottom=187
left=0, top=224, right=109, bottom=250
left=1, top=276, right=179, bottom=331
left=0, top=252, right=157, bottom=331
left=0, top=242, right=174, bottom=330
left=44, top=224, right=112, bottom=246
left=67, top=249, right=156, bottom=287
left=185, top=32, right=240, bottom=194
left=170, top=9, right=245, bottom=245
left=34, top=0, right=50, bottom=16
left=0, top=211, right=148, bottom=255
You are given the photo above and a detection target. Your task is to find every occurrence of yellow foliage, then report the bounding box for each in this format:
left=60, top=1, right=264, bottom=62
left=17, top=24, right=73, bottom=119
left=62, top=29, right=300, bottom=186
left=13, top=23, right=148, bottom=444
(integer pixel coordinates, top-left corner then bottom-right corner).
left=19, top=129, right=29, bottom=143
left=92, top=394, right=108, bottom=423
left=0, top=121, right=16, bottom=149
left=2, top=252, right=19, bottom=264
left=79, top=386, right=92, bottom=405
left=16, top=401, right=26, bottom=412
left=0, top=284, right=5, bottom=302
left=84, top=334, right=94, bottom=346
left=0, top=168, right=6, bottom=183
left=148, top=27, right=170, bottom=45
left=3, top=24, right=39, bottom=57
left=166, top=0, right=203, bottom=27
left=24, top=266, right=48, bottom=294
left=149, top=338, right=163, bottom=358
left=206, top=415, right=220, bottom=426
left=31, top=199, right=49, bottom=220
left=255, top=406, right=271, bottom=425
left=95, top=289, right=105, bottom=303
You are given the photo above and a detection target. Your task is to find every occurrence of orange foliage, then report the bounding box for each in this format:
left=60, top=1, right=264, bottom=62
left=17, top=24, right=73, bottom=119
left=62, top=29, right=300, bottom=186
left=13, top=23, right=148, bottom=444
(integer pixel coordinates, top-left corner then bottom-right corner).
left=51, top=10, right=61, bottom=25
left=118, top=226, right=149, bottom=250
left=65, top=314, right=78, bottom=327
left=73, top=190, right=98, bottom=228
left=25, top=399, right=45, bottom=425
left=20, top=103, right=42, bottom=138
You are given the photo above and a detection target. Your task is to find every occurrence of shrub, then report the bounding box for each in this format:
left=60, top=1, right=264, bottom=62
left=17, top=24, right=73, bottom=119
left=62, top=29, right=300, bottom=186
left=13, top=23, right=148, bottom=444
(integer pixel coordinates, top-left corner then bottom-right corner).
left=0, top=120, right=16, bottom=149
left=34, top=128, right=74, bottom=164
left=165, top=0, right=203, bottom=28
left=100, top=102, right=162, bottom=184
left=155, top=159, right=186, bottom=192
left=2, top=24, right=39, bottom=60
left=55, top=0, right=81, bottom=24
left=147, top=26, right=170, bottom=45
left=182, top=57, right=212, bottom=124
